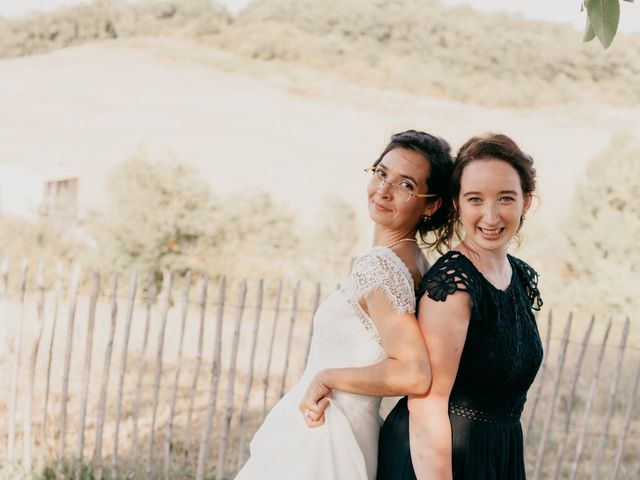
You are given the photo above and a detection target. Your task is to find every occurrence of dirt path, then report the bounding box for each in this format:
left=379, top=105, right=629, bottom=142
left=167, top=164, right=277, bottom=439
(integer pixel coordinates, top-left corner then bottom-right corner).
left=1, top=37, right=638, bottom=244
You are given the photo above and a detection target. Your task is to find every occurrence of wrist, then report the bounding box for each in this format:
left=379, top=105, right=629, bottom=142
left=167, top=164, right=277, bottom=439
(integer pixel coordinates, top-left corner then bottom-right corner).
left=318, top=369, right=335, bottom=389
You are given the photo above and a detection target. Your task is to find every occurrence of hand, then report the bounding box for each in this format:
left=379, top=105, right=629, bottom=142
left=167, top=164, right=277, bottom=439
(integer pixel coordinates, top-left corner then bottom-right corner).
left=299, top=371, right=332, bottom=428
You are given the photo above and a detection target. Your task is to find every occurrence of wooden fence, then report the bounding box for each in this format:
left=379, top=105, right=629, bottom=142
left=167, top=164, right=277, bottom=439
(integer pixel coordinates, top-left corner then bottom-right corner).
left=0, top=260, right=638, bottom=479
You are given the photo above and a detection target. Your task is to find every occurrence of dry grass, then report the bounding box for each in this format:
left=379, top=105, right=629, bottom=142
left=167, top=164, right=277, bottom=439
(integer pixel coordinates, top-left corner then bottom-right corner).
left=0, top=275, right=320, bottom=479
left=0, top=273, right=638, bottom=478
left=2, top=0, right=640, bottom=107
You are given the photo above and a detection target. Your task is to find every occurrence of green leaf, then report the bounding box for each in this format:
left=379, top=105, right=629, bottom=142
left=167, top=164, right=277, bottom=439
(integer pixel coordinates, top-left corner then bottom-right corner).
left=585, top=0, right=620, bottom=48
left=583, top=17, right=596, bottom=42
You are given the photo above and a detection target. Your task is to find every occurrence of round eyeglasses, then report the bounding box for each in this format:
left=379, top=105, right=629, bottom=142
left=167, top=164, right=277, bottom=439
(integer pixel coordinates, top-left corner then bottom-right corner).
left=364, top=167, right=438, bottom=202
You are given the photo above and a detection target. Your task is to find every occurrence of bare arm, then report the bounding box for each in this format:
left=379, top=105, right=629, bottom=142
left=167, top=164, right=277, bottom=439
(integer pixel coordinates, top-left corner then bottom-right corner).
left=299, top=287, right=430, bottom=427
left=408, top=291, right=471, bottom=480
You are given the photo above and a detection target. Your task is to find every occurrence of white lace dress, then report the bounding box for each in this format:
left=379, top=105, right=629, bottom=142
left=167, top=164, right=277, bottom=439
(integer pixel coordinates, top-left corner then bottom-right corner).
left=235, top=246, right=415, bottom=480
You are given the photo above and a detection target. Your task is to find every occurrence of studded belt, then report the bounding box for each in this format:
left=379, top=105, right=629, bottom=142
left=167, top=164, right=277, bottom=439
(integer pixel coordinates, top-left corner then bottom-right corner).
left=449, top=402, right=521, bottom=425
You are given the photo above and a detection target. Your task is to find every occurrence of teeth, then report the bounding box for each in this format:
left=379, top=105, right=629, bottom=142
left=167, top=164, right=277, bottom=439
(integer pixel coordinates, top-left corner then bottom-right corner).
left=480, top=228, right=501, bottom=234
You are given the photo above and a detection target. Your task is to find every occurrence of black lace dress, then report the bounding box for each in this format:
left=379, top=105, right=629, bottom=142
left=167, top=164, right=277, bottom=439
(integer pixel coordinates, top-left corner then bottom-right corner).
left=376, top=251, right=543, bottom=480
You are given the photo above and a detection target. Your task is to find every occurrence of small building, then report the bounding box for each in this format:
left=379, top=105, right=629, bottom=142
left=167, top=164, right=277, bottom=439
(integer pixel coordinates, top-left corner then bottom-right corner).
left=0, top=162, right=79, bottom=221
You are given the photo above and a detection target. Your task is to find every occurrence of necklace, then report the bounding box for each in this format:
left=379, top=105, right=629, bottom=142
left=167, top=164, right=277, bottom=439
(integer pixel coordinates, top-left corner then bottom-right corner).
left=386, top=238, right=417, bottom=249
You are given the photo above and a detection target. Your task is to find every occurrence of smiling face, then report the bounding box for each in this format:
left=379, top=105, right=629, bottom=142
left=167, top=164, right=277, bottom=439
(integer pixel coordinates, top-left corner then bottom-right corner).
left=457, top=158, right=531, bottom=255
left=367, top=147, right=440, bottom=233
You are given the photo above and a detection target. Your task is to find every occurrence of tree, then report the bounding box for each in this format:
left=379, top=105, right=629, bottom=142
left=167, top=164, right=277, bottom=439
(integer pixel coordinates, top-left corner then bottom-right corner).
left=583, top=0, right=635, bottom=49
left=303, top=198, right=359, bottom=281
left=90, top=152, right=301, bottom=281
left=90, top=153, right=217, bottom=277
left=563, top=132, right=640, bottom=313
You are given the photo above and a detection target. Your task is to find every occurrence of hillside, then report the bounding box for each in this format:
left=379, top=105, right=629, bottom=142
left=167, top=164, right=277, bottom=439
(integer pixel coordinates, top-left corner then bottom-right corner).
left=1, top=1, right=639, bottom=314
left=1, top=0, right=640, bottom=107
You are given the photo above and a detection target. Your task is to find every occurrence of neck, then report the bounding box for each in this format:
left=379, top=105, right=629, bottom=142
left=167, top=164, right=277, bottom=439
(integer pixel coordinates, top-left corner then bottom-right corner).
left=372, top=224, right=417, bottom=248
left=458, top=239, right=509, bottom=274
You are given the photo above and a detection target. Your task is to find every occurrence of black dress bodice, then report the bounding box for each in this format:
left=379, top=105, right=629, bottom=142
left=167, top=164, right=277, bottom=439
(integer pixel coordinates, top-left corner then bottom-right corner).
left=377, top=251, right=543, bottom=480
left=418, top=251, right=543, bottom=417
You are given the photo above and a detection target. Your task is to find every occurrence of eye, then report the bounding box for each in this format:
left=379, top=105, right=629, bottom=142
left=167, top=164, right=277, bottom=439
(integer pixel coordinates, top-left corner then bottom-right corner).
left=399, top=181, right=414, bottom=191
left=468, top=197, right=482, bottom=204
left=499, top=196, right=516, bottom=203
left=374, top=168, right=386, bottom=178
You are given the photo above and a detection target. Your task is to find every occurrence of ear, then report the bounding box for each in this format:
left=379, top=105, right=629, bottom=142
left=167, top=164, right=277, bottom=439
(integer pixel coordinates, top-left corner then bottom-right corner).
left=423, top=197, right=442, bottom=217
left=523, top=194, right=532, bottom=215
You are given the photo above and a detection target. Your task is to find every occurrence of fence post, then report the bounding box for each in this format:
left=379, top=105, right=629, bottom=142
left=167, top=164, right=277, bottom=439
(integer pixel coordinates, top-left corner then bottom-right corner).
left=75, top=271, right=100, bottom=480
left=0, top=259, right=8, bottom=359
left=129, top=272, right=155, bottom=476
left=279, top=281, right=300, bottom=399
left=591, top=317, right=630, bottom=479
left=551, top=314, right=595, bottom=479
left=612, top=333, right=640, bottom=480
left=163, top=271, right=192, bottom=480
left=262, top=279, right=282, bottom=416
left=58, top=263, right=82, bottom=477
left=196, top=276, right=225, bottom=480
left=146, top=272, right=174, bottom=480
left=304, top=282, right=321, bottom=366
left=8, top=260, right=28, bottom=462
left=39, top=263, right=63, bottom=473
left=23, top=262, right=45, bottom=474
left=569, top=317, right=613, bottom=480
left=533, top=312, right=572, bottom=480
left=186, top=275, right=208, bottom=438
left=525, top=310, right=553, bottom=445
left=112, top=271, right=138, bottom=479
left=93, top=273, right=119, bottom=479
left=236, top=279, right=264, bottom=465
left=216, top=280, right=247, bottom=479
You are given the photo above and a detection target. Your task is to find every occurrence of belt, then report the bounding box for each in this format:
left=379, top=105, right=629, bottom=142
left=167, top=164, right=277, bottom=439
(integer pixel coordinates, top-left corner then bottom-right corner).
left=449, top=402, right=521, bottom=425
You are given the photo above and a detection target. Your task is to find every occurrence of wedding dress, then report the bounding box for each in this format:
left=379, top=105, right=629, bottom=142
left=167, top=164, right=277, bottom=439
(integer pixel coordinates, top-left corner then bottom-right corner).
left=235, top=246, right=415, bottom=480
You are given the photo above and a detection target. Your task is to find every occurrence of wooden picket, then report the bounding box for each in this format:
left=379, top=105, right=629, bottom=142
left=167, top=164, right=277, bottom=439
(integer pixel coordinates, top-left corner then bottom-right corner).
left=112, top=271, right=138, bottom=478
left=75, top=271, right=100, bottom=480
left=0, top=264, right=637, bottom=479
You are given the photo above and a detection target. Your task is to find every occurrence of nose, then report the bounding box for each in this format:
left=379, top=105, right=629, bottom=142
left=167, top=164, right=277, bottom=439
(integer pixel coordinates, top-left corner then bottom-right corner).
left=376, top=178, right=393, bottom=197
left=482, top=202, right=499, bottom=225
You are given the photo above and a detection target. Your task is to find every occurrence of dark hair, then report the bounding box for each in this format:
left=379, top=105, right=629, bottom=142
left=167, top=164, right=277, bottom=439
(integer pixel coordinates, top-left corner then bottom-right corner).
left=373, top=129, right=454, bottom=252
left=443, top=133, right=537, bottom=243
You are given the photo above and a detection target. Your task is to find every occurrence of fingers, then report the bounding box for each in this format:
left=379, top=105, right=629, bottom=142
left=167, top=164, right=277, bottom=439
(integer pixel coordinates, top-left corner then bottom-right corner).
left=317, top=397, right=330, bottom=415
left=299, top=400, right=330, bottom=428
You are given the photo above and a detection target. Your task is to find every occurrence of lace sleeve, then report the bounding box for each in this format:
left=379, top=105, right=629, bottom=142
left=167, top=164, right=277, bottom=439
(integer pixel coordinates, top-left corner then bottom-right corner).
left=417, top=251, right=476, bottom=304
left=510, top=256, right=543, bottom=311
left=346, top=247, right=415, bottom=316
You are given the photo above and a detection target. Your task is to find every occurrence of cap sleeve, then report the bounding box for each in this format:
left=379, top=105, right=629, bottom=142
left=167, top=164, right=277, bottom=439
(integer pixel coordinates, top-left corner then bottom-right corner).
left=417, top=251, right=477, bottom=304
left=346, top=247, right=415, bottom=315
left=510, top=256, right=543, bottom=311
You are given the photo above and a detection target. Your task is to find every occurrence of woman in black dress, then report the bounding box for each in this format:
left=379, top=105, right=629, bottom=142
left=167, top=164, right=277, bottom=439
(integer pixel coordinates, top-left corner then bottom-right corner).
left=377, top=133, right=543, bottom=479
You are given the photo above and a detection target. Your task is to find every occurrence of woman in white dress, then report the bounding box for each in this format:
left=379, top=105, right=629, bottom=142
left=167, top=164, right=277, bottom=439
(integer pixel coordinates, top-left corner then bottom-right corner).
left=235, top=130, right=454, bottom=480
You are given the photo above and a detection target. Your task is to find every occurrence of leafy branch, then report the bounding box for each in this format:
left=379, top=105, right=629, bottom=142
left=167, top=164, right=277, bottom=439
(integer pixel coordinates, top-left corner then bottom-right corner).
left=583, top=0, right=634, bottom=49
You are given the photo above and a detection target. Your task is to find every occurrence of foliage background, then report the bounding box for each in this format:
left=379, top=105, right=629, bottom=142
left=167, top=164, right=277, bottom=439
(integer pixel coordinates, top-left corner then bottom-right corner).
left=0, top=0, right=638, bottom=315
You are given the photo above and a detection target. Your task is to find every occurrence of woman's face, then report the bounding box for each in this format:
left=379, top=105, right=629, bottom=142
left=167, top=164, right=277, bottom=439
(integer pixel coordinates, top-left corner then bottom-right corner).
left=367, top=147, right=439, bottom=232
left=457, top=158, right=531, bottom=255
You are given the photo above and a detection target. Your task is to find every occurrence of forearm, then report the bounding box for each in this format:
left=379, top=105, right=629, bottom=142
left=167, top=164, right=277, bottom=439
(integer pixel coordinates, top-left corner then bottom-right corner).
left=408, top=395, right=452, bottom=480
left=319, top=357, right=430, bottom=398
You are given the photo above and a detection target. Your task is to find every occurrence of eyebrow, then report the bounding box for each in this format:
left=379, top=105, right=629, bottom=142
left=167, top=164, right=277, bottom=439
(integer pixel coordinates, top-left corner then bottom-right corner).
left=377, top=163, right=419, bottom=186
left=462, top=190, right=519, bottom=196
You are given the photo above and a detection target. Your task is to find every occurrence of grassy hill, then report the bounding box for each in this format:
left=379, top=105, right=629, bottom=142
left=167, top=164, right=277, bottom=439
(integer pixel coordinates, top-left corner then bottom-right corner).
left=1, top=0, right=639, bottom=107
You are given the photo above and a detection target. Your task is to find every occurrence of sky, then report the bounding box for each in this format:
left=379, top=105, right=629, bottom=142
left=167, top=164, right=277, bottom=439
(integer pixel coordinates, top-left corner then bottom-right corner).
left=1, top=0, right=639, bottom=33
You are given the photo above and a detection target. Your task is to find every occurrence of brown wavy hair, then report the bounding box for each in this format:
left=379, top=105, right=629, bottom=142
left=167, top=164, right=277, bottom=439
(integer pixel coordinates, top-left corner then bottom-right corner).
left=373, top=130, right=454, bottom=253
left=439, top=133, right=537, bottom=245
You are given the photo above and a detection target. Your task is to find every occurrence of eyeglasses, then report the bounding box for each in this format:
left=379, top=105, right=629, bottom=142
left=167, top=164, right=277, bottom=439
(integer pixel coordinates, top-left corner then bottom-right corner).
left=364, top=167, right=438, bottom=202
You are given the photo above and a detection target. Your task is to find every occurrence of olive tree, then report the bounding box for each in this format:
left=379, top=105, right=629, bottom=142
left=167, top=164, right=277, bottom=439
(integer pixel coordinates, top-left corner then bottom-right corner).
left=563, top=132, right=640, bottom=313
left=583, top=0, right=635, bottom=49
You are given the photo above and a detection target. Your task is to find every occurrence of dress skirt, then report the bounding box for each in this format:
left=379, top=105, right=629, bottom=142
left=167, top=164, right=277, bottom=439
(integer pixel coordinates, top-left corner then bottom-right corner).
left=376, top=397, right=527, bottom=480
